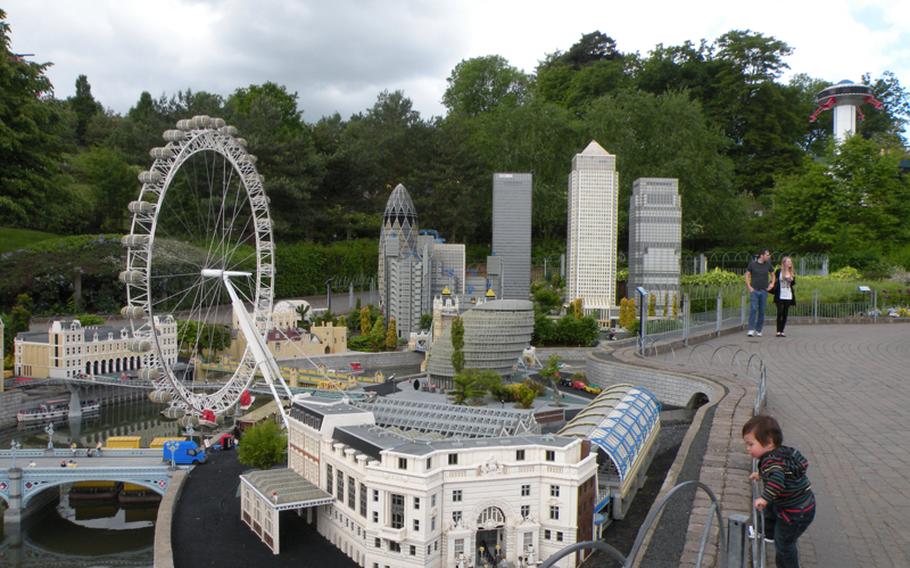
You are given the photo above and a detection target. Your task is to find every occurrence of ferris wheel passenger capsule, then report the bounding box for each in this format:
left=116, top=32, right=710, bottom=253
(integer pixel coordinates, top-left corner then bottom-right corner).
left=176, top=119, right=193, bottom=131
left=119, top=270, right=146, bottom=284
left=191, top=115, right=211, bottom=129
left=121, top=234, right=149, bottom=248
left=163, top=130, right=185, bottom=142
left=128, top=201, right=156, bottom=214
left=120, top=305, right=146, bottom=319
left=150, top=147, right=174, bottom=160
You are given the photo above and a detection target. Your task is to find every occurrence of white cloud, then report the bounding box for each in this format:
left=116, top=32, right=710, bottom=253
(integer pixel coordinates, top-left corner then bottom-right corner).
left=4, top=0, right=908, bottom=120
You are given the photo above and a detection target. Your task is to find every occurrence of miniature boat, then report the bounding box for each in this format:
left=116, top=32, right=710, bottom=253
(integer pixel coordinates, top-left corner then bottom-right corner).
left=17, top=399, right=101, bottom=424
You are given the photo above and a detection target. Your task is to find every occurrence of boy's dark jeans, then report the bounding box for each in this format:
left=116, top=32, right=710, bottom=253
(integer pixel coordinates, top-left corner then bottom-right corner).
left=764, top=503, right=816, bottom=568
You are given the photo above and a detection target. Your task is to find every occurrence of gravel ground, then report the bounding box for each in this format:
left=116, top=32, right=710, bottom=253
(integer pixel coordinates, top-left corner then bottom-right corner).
left=172, top=450, right=357, bottom=568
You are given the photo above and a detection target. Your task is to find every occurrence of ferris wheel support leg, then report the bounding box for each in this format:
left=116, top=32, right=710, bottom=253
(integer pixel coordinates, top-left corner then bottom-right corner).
left=214, top=271, right=290, bottom=429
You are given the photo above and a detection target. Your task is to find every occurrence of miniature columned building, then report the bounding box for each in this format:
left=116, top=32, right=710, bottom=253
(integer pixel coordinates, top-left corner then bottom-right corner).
left=566, top=141, right=619, bottom=321
left=249, top=397, right=598, bottom=566
left=14, top=317, right=177, bottom=379
left=627, top=178, right=681, bottom=314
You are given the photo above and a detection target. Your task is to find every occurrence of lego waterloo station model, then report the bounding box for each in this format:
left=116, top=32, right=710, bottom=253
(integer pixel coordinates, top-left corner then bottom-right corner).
left=235, top=141, right=675, bottom=568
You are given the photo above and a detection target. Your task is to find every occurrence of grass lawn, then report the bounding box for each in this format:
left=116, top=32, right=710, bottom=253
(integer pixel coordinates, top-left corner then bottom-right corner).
left=0, top=226, right=60, bottom=254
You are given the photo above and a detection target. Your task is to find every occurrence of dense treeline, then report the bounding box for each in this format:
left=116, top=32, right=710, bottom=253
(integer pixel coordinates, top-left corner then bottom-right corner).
left=2, top=12, right=910, bottom=268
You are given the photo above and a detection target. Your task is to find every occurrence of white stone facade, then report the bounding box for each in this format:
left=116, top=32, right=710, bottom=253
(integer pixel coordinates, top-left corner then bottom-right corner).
left=286, top=400, right=597, bottom=568
left=566, top=141, right=619, bottom=315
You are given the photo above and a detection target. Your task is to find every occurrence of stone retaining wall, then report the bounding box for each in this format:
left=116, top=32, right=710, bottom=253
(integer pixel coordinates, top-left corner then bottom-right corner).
left=154, top=468, right=188, bottom=568
left=586, top=349, right=721, bottom=408
left=0, top=390, right=28, bottom=428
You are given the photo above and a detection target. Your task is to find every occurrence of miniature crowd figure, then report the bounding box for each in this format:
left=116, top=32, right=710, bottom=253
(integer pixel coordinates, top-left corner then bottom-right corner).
left=772, top=256, right=797, bottom=337
left=745, top=249, right=776, bottom=337
left=742, top=415, right=816, bottom=568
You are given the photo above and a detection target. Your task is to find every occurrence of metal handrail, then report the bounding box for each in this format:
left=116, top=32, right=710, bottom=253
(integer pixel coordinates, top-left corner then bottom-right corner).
left=540, top=480, right=727, bottom=568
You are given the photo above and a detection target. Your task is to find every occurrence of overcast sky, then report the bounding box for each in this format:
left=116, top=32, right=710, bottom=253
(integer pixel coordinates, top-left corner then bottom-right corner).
left=5, top=0, right=909, bottom=122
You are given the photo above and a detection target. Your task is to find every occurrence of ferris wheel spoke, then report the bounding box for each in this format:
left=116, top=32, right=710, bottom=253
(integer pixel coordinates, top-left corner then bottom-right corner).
left=150, top=277, right=205, bottom=311
left=223, top=214, right=256, bottom=270
left=203, top=170, right=237, bottom=272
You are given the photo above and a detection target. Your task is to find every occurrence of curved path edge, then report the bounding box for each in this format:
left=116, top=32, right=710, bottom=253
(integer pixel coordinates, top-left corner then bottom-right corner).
left=154, top=468, right=188, bottom=568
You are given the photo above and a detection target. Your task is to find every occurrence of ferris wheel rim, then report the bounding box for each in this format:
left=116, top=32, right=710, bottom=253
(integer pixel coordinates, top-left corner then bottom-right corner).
left=122, top=117, right=274, bottom=416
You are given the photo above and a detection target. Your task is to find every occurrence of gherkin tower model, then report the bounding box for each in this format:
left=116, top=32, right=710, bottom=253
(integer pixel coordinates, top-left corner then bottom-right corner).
left=378, top=184, right=418, bottom=309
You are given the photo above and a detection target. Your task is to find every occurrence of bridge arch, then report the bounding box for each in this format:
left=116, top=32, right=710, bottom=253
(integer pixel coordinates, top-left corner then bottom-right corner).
left=20, top=474, right=168, bottom=508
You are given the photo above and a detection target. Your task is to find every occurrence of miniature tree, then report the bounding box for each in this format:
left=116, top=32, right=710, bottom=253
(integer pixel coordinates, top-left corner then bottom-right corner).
left=359, top=306, right=372, bottom=335
left=385, top=317, right=398, bottom=350
left=663, top=291, right=670, bottom=319
left=237, top=420, right=287, bottom=470
left=369, top=317, right=385, bottom=351
left=648, top=293, right=657, bottom=317
left=672, top=293, right=680, bottom=319
left=450, top=317, right=465, bottom=374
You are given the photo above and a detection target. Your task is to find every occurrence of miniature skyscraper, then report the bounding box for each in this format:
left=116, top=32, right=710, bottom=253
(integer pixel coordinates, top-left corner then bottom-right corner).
left=379, top=184, right=424, bottom=338
left=810, top=80, right=883, bottom=143
left=491, top=173, right=532, bottom=299
left=628, top=178, right=681, bottom=314
left=566, top=141, right=619, bottom=320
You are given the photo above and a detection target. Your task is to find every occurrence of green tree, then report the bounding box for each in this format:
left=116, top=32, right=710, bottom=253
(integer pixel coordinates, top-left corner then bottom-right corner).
left=359, top=307, right=372, bottom=335
left=450, top=317, right=465, bottom=374
left=581, top=89, right=742, bottom=248
left=771, top=136, right=910, bottom=268
left=385, top=317, right=398, bottom=350
left=176, top=320, right=231, bottom=360
left=450, top=372, right=487, bottom=405
left=225, top=82, right=324, bottom=241
left=69, top=74, right=101, bottom=146
left=0, top=11, right=67, bottom=229
left=68, top=146, right=137, bottom=232
left=369, top=316, right=385, bottom=351
left=237, top=420, right=287, bottom=470
left=442, top=55, right=530, bottom=117
left=533, top=286, right=562, bottom=314
left=648, top=293, right=657, bottom=317
left=4, top=294, right=32, bottom=356
left=419, top=313, right=433, bottom=330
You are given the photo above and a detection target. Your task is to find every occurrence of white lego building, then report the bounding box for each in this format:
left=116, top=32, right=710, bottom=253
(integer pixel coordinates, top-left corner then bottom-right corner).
left=14, top=317, right=178, bottom=379
left=241, top=398, right=598, bottom=567
left=566, top=141, right=619, bottom=321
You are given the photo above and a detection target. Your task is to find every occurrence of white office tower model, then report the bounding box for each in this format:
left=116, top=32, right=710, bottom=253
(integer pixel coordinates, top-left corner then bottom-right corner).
left=566, top=141, right=619, bottom=319
left=627, top=178, right=681, bottom=314
left=491, top=173, right=532, bottom=299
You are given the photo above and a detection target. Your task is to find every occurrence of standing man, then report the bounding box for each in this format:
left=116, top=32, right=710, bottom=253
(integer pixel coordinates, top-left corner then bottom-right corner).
left=745, top=249, right=776, bottom=337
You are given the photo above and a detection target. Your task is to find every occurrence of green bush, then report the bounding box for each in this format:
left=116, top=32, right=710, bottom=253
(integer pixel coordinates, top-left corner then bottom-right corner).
left=680, top=268, right=741, bottom=287
left=237, top=420, right=287, bottom=470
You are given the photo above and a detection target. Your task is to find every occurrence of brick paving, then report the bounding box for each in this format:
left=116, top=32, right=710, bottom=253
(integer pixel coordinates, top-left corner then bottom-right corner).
left=654, top=324, right=910, bottom=568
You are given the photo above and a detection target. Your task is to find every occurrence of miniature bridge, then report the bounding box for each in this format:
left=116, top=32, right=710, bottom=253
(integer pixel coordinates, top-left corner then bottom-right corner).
left=0, top=448, right=176, bottom=532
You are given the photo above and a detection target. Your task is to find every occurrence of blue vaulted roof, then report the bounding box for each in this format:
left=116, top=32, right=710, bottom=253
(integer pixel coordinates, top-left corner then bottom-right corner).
left=558, top=384, right=660, bottom=481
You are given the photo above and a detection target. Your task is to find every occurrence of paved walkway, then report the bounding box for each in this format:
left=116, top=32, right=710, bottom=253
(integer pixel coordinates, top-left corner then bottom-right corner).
left=656, top=324, right=910, bottom=568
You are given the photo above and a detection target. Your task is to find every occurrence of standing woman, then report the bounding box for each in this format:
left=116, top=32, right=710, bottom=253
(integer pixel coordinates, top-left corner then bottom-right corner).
left=772, top=256, right=797, bottom=336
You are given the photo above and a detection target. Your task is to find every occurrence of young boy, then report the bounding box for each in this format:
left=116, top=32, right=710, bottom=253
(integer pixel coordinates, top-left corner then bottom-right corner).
left=742, top=415, right=815, bottom=568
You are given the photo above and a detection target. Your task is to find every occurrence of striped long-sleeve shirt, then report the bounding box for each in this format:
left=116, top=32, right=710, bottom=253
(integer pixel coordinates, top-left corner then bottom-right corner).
left=759, top=446, right=815, bottom=513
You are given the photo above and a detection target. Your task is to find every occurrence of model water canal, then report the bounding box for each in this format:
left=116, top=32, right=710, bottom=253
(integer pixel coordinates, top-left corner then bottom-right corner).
left=0, top=397, right=213, bottom=567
